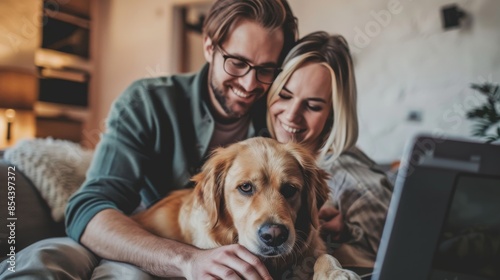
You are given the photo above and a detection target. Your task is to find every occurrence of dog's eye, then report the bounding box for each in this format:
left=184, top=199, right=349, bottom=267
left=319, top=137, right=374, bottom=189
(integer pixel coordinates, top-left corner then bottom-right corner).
left=280, top=184, right=298, bottom=198
left=238, top=183, right=254, bottom=195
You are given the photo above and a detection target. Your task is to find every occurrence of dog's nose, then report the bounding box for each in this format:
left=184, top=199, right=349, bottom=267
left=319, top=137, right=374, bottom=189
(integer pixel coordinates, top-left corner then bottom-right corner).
left=258, top=223, right=289, bottom=247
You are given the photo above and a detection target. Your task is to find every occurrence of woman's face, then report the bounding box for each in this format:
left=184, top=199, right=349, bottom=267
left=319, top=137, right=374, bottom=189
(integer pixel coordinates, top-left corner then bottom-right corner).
left=269, top=62, right=332, bottom=151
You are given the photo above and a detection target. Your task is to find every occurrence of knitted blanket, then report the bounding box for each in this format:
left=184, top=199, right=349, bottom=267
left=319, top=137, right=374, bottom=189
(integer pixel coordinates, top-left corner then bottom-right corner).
left=4, top=138, right=93, bottom=222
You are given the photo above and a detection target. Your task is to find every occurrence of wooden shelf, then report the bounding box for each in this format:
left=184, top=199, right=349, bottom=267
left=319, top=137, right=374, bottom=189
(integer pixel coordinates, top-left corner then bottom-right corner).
left=44, top=0, right=91, bottom=19
left=35, top=116, right=82, bottom=143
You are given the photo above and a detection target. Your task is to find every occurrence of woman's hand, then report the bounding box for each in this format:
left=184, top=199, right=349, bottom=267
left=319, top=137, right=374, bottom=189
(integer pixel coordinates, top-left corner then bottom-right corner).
left=318, top=205, right=347, bottom=242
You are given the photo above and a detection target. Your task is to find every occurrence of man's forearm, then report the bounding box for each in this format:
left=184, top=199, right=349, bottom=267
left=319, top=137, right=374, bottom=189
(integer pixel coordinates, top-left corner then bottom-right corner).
left=80, top=208, right=196, bottom=277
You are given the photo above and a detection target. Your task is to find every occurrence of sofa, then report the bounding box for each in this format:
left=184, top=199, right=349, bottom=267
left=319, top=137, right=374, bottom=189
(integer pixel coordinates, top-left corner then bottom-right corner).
left=0, top=157, right=65, bottom=257
left=0, top=139, right=93, bottom=261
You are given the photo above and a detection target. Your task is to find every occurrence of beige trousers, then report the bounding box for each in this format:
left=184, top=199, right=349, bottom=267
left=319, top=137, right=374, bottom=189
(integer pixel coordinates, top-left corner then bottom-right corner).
left=0, top=237, right=159, bottom=280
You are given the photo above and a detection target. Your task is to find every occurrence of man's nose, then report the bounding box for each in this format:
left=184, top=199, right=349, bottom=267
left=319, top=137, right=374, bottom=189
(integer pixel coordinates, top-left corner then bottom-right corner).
left=238, top=69, right=261, bottom=93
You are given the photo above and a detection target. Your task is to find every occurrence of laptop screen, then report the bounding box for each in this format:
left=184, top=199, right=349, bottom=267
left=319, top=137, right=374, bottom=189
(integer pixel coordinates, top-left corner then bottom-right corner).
left=429, top=174, right=500, bottom=280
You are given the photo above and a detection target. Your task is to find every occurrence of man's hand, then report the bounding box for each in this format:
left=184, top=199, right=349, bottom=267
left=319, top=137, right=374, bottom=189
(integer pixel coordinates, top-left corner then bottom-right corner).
left=318, top=205, right=347, bottom=242
left=185, top=244, right=272, bottom=280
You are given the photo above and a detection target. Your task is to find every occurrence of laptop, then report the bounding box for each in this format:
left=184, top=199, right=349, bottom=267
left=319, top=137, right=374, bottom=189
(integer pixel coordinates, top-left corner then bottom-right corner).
left=371, top=134, right=500, bottom=280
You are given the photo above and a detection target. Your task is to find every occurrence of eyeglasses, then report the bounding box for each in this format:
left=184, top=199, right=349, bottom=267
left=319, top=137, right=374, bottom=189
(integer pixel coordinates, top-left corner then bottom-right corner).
left=216, top=46, right=281, bottom=85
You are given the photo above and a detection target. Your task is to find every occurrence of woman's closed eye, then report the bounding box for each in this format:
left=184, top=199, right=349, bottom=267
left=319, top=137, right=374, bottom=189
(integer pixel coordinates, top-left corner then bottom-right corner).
left=307, top=103, right=323, bottom=112
left=278, top=92, right=292, bottom=100
left=278, top=89, right=326, bottom=112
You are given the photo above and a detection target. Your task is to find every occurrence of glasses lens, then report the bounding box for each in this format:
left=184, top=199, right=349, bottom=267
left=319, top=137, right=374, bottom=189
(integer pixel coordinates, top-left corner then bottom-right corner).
left=256, top=68, right=277, bottom=84
left=224, top=57, right=250, bottom=77
left=223, top=56, right=277, bottom=85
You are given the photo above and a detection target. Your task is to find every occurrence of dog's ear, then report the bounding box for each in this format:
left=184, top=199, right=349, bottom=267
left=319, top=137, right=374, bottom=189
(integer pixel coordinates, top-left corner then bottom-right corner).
left=287, top=143, right=330, bottom=229
left=191, top=146, right=235, bottom=228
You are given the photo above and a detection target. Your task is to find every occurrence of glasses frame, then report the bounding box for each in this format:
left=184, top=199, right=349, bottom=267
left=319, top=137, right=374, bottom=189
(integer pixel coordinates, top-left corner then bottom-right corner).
left=216, top=45, right=281, bottom=85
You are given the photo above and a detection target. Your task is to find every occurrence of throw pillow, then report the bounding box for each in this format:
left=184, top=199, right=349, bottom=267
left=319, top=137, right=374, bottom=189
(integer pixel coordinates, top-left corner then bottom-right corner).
left=4, top=138, right=93, bottom=222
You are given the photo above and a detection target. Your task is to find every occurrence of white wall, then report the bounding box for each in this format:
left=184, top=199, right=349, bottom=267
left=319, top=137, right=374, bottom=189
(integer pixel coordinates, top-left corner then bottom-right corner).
left=288, top=0, right=500, bottom=162
left=85, top=0, right=212, bottom=148
left=85, top=0, right=173, bottom=147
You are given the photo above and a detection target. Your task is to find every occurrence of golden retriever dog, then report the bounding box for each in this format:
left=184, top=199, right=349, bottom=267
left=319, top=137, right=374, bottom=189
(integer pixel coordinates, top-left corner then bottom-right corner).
left=133, top=137, right=360, bottom=279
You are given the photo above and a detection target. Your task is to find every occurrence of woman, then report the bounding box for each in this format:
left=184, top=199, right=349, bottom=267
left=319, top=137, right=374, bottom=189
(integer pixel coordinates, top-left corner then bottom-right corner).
left=267, top=31, right=393, bottom=273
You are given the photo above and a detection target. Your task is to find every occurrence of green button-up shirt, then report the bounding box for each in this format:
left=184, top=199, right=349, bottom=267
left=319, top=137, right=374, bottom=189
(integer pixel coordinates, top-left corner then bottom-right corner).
left=65, top=64, right=266, bottom=241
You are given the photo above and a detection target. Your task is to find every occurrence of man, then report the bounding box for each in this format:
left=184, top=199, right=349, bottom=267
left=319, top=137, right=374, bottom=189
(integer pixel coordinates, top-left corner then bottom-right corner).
left=0, top=0, right=297, bottom=279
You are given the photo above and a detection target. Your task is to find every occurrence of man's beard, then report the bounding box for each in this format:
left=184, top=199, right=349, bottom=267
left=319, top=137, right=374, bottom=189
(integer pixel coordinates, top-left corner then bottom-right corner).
left=208, top=61, right=253, bottom=120
left=210, top=79, right=243, bottom=119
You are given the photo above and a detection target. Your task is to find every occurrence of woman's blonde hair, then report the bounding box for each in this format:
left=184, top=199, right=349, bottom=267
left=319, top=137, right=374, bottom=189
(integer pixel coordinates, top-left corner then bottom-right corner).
left=267, top=31, right=358, bottom=164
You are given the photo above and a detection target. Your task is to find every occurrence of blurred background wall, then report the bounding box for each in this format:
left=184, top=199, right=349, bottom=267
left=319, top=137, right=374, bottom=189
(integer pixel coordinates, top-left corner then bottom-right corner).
left=1, top=0, right=499, bottom=163
left=288, top=0, right=500, bottom=162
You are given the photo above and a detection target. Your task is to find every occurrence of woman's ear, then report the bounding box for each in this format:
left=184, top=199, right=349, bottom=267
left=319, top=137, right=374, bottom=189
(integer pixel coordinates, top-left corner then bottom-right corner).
left=203, top=36, right=215, bottom=63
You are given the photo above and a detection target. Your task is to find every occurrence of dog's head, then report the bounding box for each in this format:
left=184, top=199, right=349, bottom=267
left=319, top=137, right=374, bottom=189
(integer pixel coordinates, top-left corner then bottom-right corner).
left=192, top=137, right=329, bottom=258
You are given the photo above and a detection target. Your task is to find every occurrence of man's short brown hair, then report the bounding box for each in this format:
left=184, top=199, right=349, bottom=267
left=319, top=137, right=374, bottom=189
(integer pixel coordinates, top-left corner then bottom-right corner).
left=203, top=0, right=298, bottom=63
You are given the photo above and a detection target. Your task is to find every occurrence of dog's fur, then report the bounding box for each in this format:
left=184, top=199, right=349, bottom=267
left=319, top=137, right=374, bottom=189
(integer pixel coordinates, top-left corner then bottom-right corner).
left=133, top=137, right=359, bottom=279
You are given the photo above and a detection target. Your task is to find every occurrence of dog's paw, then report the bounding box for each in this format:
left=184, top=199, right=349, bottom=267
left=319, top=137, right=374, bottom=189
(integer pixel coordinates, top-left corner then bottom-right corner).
left=313, top=254, right=361, bottom=280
